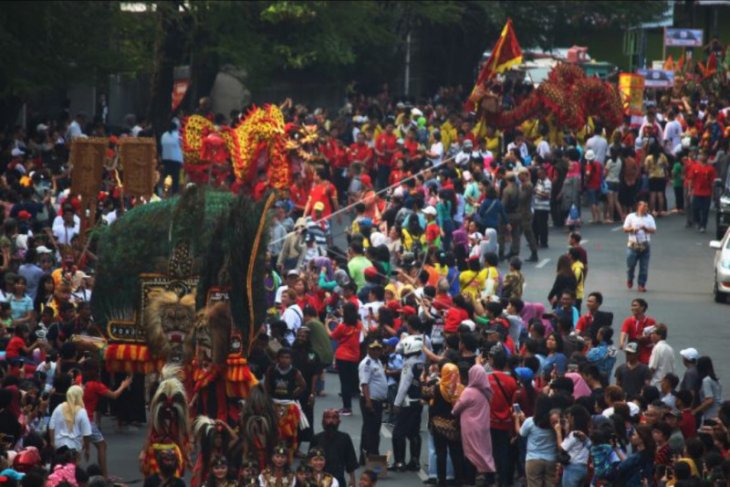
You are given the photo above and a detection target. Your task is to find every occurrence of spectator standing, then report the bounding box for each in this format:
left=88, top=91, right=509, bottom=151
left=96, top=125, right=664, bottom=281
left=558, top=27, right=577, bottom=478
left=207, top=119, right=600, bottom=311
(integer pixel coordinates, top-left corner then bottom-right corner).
left=160, top=122, right=183, bottom=194
left=623, top=201, right=656, bottom=292
left=647, top=323, right=675, bottom=387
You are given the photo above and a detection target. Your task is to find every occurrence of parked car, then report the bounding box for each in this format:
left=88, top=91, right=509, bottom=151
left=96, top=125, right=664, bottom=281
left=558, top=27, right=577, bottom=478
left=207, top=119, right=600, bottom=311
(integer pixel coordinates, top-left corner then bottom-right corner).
left=710, top=227, right=730, bottom=303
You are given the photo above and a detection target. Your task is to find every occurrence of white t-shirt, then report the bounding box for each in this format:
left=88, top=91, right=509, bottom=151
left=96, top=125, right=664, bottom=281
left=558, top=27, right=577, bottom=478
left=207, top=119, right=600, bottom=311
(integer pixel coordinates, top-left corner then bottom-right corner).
left=281, top=304, right=303, bottom=345
left=586, top=135, right=608, bottom=164
left=52, top=215, right=81, bottom=246
left=648, top=340, right=675, bottom=386
left=49, top=404, right=92, bottom=451
left=428, top=142, right=444, bottom=165
left=623, top=212, right=656, bottom=244
left=561, top=431, right=591, bottom=465
left=663, top=120, right=682, bottom=151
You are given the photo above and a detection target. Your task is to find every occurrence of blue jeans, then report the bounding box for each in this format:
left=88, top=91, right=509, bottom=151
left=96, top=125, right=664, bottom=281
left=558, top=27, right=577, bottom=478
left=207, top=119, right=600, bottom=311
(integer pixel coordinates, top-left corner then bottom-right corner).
left=561, top=463, right=588, bottom=487
left=427, top=433, right=454, bottom=481
left=626, top=245, right=651, bottom=287
left=693, top=195, right=711, bottom=228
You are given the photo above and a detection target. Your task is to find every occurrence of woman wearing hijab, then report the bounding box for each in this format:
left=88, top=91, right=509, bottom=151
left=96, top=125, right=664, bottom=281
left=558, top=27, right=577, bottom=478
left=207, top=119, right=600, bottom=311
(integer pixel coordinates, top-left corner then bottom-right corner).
left=425, top=362, right=465, bottom=486
left=452, top=364, right=495, bottom=486
left=49, top=385, right=92, bottom=457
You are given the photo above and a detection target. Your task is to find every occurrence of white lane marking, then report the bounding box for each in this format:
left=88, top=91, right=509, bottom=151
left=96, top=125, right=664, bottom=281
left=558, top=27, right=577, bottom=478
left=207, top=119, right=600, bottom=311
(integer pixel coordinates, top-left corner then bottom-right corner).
left=612, top=225, right=623, bottom=232
left=381, top=425, right=392, bottom=439
left=536, top=258, right=551, bottom=269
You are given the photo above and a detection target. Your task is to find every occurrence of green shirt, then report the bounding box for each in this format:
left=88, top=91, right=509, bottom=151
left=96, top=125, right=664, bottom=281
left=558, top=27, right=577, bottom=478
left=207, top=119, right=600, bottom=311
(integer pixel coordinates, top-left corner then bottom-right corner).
left=348, top=255, right=373, bottom=290
left=672, top=161, right=683, bottom=188
left=305, top=318, right=334, bottom=365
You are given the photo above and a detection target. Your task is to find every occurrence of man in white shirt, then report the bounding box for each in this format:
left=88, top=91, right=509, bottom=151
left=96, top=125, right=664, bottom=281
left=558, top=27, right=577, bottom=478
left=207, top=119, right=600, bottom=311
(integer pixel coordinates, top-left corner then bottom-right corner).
left=586, top=128, right=608, bottom=164
left=65, top=113, right=86, bottom=142
left=506, top=133, right=530, bottom=164
left=455, top=139, right=473, bottom=167
left=426, top=131, right=444, bottom=166
left=160, top=122, right=184, bottom=193
left=663, top=110, right=682, bottom=154
left=280, top=289, right=302, bottom=346
left=623, top=201, right=656, bottom=292
left=648, top=323, right=675, bottom=387
left=52, top=205, right=81, bottom=246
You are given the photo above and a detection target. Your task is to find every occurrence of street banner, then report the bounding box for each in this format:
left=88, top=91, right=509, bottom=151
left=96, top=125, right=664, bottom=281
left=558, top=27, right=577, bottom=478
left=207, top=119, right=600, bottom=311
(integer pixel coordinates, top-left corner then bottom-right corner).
left=70, top=138, right=107, bottom=200
left=664, top=28, right=703, bottom=47
left=619, top=73, right=644, bottom=116
left=636, top=69, right=675, bottom=89
left=119, top=137, right=157, bottom=198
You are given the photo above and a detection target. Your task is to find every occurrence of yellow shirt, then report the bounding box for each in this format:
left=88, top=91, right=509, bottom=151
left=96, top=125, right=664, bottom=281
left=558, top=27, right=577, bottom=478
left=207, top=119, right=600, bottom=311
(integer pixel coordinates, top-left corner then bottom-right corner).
left=459, top=269, right=487, bottom=301
left=571, top=260, right=585, bottom=300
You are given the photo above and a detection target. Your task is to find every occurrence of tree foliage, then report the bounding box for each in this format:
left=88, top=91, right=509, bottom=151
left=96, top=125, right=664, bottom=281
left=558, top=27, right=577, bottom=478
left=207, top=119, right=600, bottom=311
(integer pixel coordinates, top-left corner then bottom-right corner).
left=0, top=1, right=670, bottom=128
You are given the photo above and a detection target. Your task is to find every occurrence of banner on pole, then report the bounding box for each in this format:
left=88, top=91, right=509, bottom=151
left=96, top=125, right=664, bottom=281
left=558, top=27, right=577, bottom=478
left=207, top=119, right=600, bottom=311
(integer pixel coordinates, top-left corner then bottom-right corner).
left=664, top=28, right=703, bottom=47
left=636, top=69, right=675, bottom=89
left=119, top=137, right=157, bottom=198
left=618, top=73, right=645, bottom=125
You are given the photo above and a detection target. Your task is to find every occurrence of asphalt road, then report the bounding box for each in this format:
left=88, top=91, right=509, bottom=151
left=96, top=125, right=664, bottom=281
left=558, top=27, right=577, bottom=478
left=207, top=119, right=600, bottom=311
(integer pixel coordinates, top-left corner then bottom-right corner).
left=98, top=208, right=728, bottom=486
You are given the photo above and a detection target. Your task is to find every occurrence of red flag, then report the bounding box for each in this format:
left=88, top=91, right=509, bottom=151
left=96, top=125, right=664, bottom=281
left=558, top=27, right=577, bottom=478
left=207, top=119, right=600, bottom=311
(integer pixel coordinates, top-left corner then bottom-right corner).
left=676, top=53, right=685, bottom=73
left=465, top=19, right=523, bottom=112
left=699, top=52, right=718, bottom=79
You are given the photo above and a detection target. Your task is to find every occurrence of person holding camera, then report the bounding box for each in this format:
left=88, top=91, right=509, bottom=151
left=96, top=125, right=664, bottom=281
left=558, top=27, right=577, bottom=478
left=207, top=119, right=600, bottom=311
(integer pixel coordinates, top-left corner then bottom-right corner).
left=623, top=201, right=656, bottom=293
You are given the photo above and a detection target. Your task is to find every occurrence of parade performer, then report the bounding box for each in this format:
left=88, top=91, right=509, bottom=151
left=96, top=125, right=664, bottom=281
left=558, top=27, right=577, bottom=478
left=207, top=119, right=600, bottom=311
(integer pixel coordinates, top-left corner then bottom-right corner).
left=201, top=455, right=237, bottom=487
left=308, top=448, right=339, bottom=487
left=139, top=365, right=190, bottom=477
left=191, top=416, right=238, bottom=487
left=258, top=443, right=295, bottom=487
left=238, top=384, right=278, bottom=471
left=265, top=348, right=308, bottom=461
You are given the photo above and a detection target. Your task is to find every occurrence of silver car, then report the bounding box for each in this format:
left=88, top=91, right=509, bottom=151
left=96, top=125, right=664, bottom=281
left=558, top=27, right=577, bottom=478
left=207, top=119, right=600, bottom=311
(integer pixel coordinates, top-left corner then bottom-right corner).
left=710, top=227, right=730, bottom=303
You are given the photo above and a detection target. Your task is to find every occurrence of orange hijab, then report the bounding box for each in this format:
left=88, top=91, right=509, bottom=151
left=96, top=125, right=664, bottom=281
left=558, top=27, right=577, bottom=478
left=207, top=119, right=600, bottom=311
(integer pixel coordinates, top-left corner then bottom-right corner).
left=439, top=363, right=464, bottom=405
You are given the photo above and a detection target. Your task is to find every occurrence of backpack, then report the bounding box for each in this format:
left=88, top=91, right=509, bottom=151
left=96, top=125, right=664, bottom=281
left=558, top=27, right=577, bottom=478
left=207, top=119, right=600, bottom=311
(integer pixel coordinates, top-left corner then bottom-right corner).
left=407, top=362, right=424, bottom=401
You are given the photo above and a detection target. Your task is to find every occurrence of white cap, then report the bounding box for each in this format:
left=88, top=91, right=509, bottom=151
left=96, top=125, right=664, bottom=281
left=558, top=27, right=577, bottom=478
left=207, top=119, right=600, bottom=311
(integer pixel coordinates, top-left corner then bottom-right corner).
left=36, top=245, right=53, bottom=254
left=411, top=108, right=423, bottom=117
left=423, top=206, right=437, bottom=216
left=679, top=347, right=699, bottom=361
left=462, top=170, right=473, bottom=181
left=460, top=320, right=476, bottom=331
left=11, top=148, right=24, bottom=157
left=36, top=123, right=49, bottom=132
left=585, top=149, right=596, bottom=161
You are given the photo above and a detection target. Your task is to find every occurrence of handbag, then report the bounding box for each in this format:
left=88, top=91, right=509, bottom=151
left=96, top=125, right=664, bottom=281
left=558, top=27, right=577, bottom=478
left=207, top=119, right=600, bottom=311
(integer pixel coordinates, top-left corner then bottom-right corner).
left=628, top=240, right=648, bottom=252
left=557, top=449, right=572, bottom=465
left=431, top=416, right=460, bottom=442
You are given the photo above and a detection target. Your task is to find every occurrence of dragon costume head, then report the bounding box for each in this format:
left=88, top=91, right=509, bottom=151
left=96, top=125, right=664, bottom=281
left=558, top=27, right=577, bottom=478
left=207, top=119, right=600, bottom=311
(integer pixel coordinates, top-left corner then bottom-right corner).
left=150, top=364, right=189, bottom=446
left=145, top=290, right=196, bottom=363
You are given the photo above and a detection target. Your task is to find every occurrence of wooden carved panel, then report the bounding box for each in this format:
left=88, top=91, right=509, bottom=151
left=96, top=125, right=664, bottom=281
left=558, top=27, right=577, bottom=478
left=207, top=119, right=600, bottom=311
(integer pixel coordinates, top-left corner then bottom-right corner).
left=120, top=138, right=157, bottom=198
left=70, top=138, right=107, bottom=200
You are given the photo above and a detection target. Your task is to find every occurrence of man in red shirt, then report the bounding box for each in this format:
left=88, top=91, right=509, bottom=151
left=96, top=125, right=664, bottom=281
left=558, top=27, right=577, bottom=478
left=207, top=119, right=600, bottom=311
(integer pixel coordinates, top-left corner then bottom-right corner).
left=347, top=132, right=374, bottom=173
left=619, top=298, right=656, bottom=364
left=690, top=151, right=716, bottom=232
left=487, top=348, right=518, bottom=487
left=5, top=325, right=39, bottom=364
left=584, top=150, right=604, bottom=223
left=289, top=172, right=311, bottom=216
left=321, top=128, right=348, bottom=203
left=683, top=154, right=698, bottom=228
left=304, top=169, right=339, bottom=222
left=374, top=121, right=397, bottom=190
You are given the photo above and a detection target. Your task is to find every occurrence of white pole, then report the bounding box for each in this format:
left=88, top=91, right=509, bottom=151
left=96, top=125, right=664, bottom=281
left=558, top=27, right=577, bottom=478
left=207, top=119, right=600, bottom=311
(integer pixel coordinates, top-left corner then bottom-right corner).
left=404, top=31, right=412, bottom=97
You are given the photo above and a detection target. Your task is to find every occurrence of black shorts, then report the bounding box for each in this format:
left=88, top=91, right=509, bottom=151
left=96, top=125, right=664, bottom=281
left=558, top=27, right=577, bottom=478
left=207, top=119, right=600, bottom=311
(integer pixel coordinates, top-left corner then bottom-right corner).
left=648, top=177, right=666, bottom=192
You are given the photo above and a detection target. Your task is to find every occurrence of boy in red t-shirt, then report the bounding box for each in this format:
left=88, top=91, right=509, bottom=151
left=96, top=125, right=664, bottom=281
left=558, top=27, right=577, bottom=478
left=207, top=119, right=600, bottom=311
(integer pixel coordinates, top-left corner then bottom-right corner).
left=423, top=206, right=441, bottom=249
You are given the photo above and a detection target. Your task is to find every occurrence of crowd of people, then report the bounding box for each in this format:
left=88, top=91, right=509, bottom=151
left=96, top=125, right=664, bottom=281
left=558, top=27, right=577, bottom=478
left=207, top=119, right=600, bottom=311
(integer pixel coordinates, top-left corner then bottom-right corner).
left=0, top=59, right=728, bottom=487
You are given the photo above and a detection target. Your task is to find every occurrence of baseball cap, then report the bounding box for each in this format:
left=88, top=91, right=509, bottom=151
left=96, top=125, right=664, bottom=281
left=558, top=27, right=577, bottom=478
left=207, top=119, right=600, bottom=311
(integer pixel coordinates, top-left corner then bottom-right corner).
left=679, top=348, right=699, bottom=361
left=286, top=269, right=299, bottom=278
left=11, top=148, right=24, bottom=158
left=463, top=139, right=474, bottom=148
left=460, top=319, right=476, bottom=331
left=423, top=206, right=437, bottom=216
left=36, top=246, right=53, bottom=254
left=585, top=150, right=596, bottom=161
left=624, top=342, right=638, bottom=354
left=384, top=337, right=399, bottom=347
left=36, top=123, right=49, bottom=132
